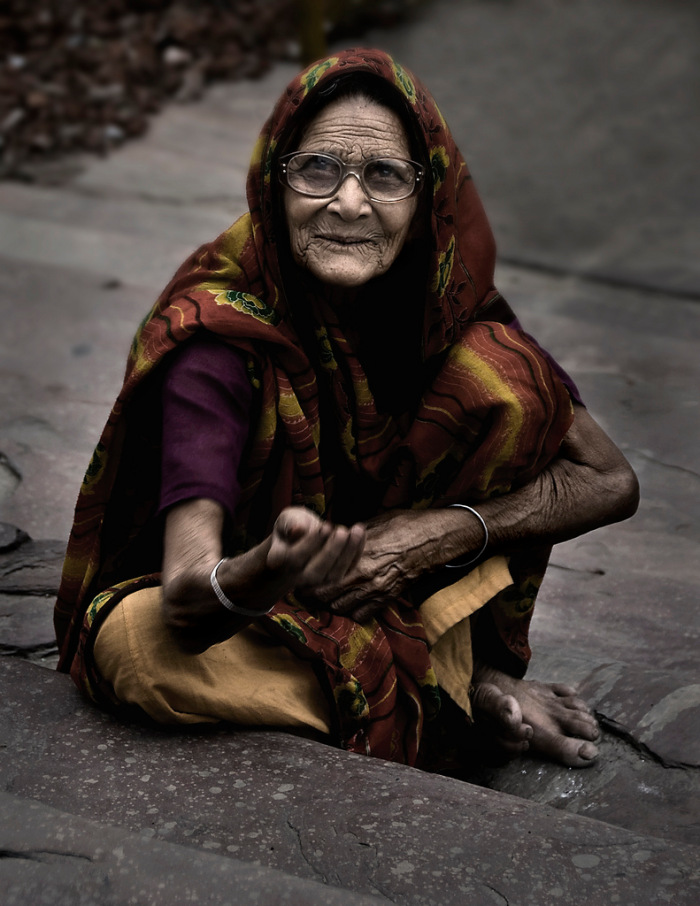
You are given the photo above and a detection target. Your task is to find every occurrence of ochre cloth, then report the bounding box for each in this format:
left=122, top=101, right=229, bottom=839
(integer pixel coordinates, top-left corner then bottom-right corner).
left=92, top=559, right=512, bottom=729
left=55, top=49, right=574, bottom=766
left=93, top=586, right=333, bottom=732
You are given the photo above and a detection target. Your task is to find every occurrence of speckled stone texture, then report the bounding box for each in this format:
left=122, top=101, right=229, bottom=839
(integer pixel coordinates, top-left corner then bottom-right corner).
left=2, top=659, right=699, bottom=905
left=0, top=794, right=384, bottom=906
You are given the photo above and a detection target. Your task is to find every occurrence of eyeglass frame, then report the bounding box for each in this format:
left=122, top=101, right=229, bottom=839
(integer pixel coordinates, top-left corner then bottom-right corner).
left=278, top=151, right=425, bottom=204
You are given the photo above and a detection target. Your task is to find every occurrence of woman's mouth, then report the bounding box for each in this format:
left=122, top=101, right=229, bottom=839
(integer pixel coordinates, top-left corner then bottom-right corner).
left=319, top=235, right=370, bottom=246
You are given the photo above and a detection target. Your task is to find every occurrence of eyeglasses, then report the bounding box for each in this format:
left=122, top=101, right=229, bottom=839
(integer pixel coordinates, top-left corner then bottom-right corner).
left=279, top=151, right=424, bottom=203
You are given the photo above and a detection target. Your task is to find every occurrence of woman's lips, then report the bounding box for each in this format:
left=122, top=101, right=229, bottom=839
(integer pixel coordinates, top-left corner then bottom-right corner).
left=317, top=234, right=371, bottom=246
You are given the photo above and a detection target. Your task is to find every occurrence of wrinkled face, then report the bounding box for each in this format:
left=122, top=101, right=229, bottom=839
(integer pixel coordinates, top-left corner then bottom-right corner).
left=283, top=95, right=419, bottom=288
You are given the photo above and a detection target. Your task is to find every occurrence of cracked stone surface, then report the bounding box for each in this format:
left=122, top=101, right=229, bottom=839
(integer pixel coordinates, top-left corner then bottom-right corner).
left=0, top=793, right=383, bottom=906
left=0, top=532, right=62, bottom=665
left=0, top=0, right=699, bottom=900
left=2, top=659, right=699, bottom=905
left=473, top=647, right=700, bottom=848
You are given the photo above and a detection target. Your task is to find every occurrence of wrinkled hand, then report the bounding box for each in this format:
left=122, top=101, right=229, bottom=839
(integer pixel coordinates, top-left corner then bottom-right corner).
left=162, top=502, right=365, bottom=653
left=266, top=506, right=366, bottom=589
left=304, top=509, right=452, bottom=622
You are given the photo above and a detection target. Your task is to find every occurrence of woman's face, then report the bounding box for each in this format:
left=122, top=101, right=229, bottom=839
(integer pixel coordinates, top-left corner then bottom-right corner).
left=283, top=95, right=419, bottom=289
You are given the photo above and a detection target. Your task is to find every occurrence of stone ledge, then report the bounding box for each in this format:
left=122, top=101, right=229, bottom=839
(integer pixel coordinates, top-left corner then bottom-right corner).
left=2, top=659, right=699, bottom=905
left=0, top=791, right=382, bottom=906
left=479, top=646, right=700, bottom=847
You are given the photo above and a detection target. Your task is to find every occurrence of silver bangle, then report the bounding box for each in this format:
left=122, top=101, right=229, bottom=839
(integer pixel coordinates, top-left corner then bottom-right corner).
left=210, top=558, right=275, bottom=617
left=444, top=504, right=489, bottom=569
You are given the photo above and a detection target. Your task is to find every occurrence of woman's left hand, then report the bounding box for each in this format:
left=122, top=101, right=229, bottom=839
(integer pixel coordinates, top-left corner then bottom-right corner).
left=304, top=508, right=474, bottom=622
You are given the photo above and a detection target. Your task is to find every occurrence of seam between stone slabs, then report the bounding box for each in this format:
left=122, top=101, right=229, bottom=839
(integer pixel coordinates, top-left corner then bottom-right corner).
left=596, top=713, right=700, bottom=771
left=498, top=254, right=700, bottom=304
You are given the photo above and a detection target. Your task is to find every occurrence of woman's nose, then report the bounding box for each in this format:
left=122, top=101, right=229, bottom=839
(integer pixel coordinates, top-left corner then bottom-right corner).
left=327, top=174, right=372, bottom=219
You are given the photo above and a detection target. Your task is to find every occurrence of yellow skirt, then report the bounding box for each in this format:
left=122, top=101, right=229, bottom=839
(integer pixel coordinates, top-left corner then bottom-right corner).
left=93, top=557, right=513, bottom=734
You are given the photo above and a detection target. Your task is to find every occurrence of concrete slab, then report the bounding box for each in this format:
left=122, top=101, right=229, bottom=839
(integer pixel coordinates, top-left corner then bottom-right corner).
left=1, top=793, right=383, bottom=906
left=362, top=0, right=700, bottom=297
left=2, top=658, right=699, bottom=906
left=478, top=646, right=700, bottom=847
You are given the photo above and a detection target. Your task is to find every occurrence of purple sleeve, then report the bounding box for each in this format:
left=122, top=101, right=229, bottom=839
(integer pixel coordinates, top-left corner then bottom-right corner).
left=159, top=336, right=253, bottom=518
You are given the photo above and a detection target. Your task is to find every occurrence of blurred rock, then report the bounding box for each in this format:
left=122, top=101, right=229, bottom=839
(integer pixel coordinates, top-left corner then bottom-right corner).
left=0, top=2, right=428, bottom=181
left=0, top=0, right=296, bottom=179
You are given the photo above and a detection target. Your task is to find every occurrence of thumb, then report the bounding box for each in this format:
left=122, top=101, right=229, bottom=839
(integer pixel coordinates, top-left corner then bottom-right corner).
left=274, top=506, right=322, bottom=542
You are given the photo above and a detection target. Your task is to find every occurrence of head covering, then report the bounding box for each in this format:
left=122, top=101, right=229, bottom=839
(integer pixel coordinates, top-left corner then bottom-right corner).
left=55, top=50, right=573, bottom=765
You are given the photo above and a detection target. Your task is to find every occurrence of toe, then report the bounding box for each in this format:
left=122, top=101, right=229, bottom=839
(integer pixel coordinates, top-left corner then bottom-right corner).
left=555, top=707, right=600, bottom=741
left=471, top=683, right=529, bottom=740
left=550, top=683, right=580, bottom=698
left=492, top=735, right=531, bottom=757
left=549, top=685, right=595, bottom=714
left=533, top=729, right=600, bottom=768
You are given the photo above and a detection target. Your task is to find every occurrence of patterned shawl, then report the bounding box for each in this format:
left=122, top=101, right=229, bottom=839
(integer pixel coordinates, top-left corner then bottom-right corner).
left=55, top=49, right=573, bottom=765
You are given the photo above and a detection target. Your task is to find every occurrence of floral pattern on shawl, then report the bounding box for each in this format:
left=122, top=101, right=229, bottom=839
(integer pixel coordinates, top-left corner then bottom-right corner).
left=55, top=49, right=574, bottom=767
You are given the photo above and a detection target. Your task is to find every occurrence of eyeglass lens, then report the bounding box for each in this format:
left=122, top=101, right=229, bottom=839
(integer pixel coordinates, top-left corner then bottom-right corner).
left=284, top=153, right=417, bottom=201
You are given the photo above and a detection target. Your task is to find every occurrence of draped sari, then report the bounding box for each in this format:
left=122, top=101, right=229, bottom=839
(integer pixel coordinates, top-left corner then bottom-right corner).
left=54, top=49, right=574, bottom=766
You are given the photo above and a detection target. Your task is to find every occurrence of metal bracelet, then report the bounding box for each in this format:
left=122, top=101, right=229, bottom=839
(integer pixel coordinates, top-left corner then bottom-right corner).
left=209, top=558, right=275, bottom=617
left=444, top=504, right=489, bottom=569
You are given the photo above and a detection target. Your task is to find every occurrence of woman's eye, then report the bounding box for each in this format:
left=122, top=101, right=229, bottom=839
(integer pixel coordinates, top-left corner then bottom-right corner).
left=307, top=155, right=334, bottom=172
left=372, top=163, right=396, bottom=179
left=367, top=161, right=407, bottom=184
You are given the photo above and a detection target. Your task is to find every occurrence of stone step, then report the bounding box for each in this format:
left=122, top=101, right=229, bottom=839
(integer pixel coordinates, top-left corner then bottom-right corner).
left=481, top=646, right=700, bottom=848
left=1, top=791, right=382, bottom=906
left=2, top=658, right=699, bottom=905
left=2, top=531, right=700, bottom=849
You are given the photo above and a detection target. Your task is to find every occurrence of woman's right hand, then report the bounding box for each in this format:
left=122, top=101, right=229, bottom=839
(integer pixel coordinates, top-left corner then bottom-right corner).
left=267, top=506, right=366, bottom=588
left=161, top=501, right=366, bottom=651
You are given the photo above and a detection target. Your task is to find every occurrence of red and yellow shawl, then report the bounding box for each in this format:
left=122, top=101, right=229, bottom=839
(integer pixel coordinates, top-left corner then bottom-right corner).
left=55, top=49, right=573, bottom=766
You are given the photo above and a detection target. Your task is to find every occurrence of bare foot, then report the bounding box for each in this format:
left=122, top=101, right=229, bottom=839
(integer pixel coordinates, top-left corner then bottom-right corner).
left=470, top=663, right=600, bottom=768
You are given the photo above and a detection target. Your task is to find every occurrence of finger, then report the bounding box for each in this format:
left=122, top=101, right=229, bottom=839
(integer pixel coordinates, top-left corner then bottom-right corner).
left=329, top=584, right=380, bottom=616
left=267, top=520, right=331, bottom=572
left=297, top=525, right=360, bottom=586
left=328, top=587, right=364, bottom=614
left=274, top=506, right=323, bottom=541
left=323, top=523, right=366, bottom=582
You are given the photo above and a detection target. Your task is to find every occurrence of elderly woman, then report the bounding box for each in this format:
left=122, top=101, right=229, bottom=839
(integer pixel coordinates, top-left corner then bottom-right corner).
left=55, top=50, right=638, bottom=771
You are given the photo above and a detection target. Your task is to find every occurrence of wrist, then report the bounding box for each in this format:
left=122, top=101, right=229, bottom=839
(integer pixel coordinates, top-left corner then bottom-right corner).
left=444, top=504, right=489, bottom=569
left=214, top=533, right=306, bottom=614
left=210, top=557, right=276, bottom=617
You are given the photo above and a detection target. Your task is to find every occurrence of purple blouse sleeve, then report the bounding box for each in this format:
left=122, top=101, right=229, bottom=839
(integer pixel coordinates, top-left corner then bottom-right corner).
left=159, top=336, right=253, bottom=518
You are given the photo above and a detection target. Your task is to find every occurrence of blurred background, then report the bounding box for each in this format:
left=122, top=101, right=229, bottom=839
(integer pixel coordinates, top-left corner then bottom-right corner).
left=0, top=1, right=422, bottom=178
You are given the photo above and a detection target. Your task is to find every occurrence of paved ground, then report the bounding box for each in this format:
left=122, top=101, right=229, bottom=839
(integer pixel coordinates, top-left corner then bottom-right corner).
left=1, top=0, right=699, bottom=902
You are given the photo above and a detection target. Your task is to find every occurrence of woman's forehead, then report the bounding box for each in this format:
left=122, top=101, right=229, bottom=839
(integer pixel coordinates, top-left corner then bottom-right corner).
left=297, top=95, right=411, bottom=159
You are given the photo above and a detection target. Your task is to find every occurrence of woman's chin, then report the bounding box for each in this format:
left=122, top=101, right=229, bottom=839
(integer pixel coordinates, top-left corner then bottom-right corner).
left=305, top=258, right=387, bottom=290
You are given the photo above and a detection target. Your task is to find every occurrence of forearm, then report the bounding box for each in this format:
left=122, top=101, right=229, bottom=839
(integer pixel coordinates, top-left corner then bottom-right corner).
left=443, top=404, right=640, bottom=560
left=161, top=499, right=366, bottom=646
left=161, top=498, right=278, bottom=647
